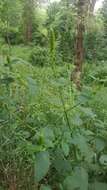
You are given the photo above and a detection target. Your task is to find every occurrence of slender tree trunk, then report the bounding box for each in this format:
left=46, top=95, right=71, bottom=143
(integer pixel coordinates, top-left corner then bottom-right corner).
left=23, top=0, right=35, bottom=44
left=71, top=0, right=97, bottom=89
left=90, top=0, right=97, bottom=14
left=9, top=175, right=17, bottom=190
left=71, top=0, right=85, bottom=90
left=25, top=20, right=32, bottom=43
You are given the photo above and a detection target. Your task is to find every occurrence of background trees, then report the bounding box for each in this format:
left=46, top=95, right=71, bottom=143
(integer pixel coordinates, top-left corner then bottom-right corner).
left=47, top=2, right=76, bottom=63
left=100, top=0, right=107, bottom=59
left=0, top=0, right=22, bottom=44
left=22, top=0, right=36, bottom=43
left=0, top=0, right=105, bottom=64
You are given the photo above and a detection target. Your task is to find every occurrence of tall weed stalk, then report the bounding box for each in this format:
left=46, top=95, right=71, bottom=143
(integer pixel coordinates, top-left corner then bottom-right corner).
left=49, top=28, right=71, bottom=130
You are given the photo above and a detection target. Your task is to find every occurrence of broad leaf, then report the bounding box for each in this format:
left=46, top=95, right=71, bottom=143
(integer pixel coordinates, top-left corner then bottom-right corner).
left=80, top=107, right=96, bottom=119
left=63, top=167, right=88, bottom=190
left=42, top=127, right=55, bottom=148
left=71, top=134, right=94, bottom=162
left=54, top=158, right=72, bottom=174
left=89, top=182, right=107, bottom=190
left=35, top=151, right=50, bottom=182
left=95, top=138, right=105, bottom=152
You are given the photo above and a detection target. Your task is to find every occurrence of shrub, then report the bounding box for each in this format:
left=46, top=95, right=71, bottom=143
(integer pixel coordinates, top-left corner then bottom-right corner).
left=1, top=56, right=107, bottom=189
left=83, top=62, right=107, bottom=86
left=32, top=31, right=48, bottom=46
left=30, top=46, right=49, bottom=66
left=2, top=28, right=20, bottom=45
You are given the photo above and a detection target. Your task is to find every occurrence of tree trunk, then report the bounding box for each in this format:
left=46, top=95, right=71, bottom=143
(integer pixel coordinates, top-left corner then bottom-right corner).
left=9, top=175, right=17, bottom=190
left=23, top=0, right=35, bottom=44
left=71, top=0, right=97, bottom=89
left=71, top=0, right=85, bottom=90
left=90, top=0, right=97, bottom=14
left=25, top=20, right=32, bottom=43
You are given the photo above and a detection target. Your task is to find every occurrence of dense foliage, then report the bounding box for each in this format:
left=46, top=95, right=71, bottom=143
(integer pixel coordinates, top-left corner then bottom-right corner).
left=0, top=0, right=107, bottom=190
left=30, top=46, right=49, bottom=66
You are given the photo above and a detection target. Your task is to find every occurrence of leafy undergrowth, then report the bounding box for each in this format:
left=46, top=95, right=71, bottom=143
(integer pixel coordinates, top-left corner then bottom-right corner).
left=0, top=57, right=107, bottom=190
left=0, top=44, right=32, bottom=62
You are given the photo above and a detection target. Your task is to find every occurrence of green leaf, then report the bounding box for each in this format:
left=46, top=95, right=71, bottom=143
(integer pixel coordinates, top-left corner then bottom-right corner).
left=63, top=167, right=88, bottom=190
left=27, top=77, right=37, bottom=97
left=71, top=134, right=94, bottom=162
left=35, top=151, right=50, bottom=182
left=71, top=134, right=88, bottom=153
left=61, top=142, right=69, bottom=156
left=40, top=185, right=52, bottom=190
left=95, top=182, right=107, bottom=190
left=53, top=155, right=72, bottom=174
left=72, top=114, right=83, bottom=126
left=63, top=131, right=71, bottom=143
left=99, top=154, right=107, bottom=165
left=42, top=127, right=54, bottom=146
left=95, top=138, right=105, bottom=152
left=48, top=96, right=62, bottom=106
left=80, top=107, right=96, bottom=119
left=89, top=182, right=107, bottom=190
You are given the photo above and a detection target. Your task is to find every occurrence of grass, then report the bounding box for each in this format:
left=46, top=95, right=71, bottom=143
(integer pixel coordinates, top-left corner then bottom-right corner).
left=0, top=44, right=32, bottom=62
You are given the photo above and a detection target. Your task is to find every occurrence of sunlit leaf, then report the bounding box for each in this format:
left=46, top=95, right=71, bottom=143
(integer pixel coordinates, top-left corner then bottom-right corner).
left=99, top=154, right=107, bottom=165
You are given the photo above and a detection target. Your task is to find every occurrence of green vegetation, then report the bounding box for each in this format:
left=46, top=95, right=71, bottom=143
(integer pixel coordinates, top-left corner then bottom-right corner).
left=30, top=46, right=49, bottom=66
left=0, top=0, right=107, bottom=190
